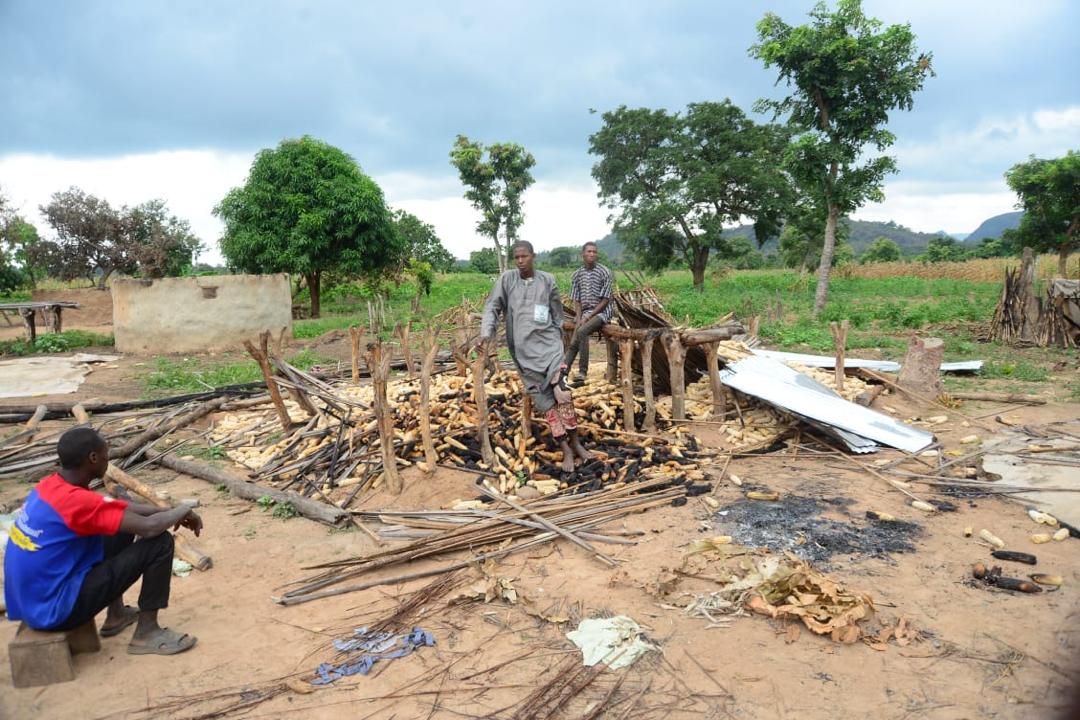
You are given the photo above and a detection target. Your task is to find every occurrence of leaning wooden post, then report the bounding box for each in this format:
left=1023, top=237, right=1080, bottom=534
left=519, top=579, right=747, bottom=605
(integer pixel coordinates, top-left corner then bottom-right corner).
left=244, top=333, right=292, bottom=434
left=829, top=319, right=850, bottom=392
left=520, top=391, right=533, bottom=449
left=704, top=342, right=727, bottom=420
left=664, top=331, right=687, bottom=421
left=748, top=315, right=760, bottom=344
left=367, top=339, right=402, bottom=493
left=605, top=338, right=619, bottom=383
left=349, top=326, right=363, bottom=383
left=471, top=339, right=497, bottom=468
left=618, top=338, right=635, bottom=432
left=394, top=322, right=416, bottom=378
left=640, top=336, right=656, bottom=432
left=418, top=329, right=440, bottom=475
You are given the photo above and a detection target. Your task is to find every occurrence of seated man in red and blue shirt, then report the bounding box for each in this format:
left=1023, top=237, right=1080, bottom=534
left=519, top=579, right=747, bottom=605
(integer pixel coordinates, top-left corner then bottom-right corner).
left=4, top=427, right=201, bottom=655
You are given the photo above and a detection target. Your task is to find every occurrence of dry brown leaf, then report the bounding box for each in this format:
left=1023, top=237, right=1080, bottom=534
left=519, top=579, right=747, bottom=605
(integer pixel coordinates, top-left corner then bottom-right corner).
left=287, top=679, right=315, bottom=695
left=831, top=625, right=861, bottom=644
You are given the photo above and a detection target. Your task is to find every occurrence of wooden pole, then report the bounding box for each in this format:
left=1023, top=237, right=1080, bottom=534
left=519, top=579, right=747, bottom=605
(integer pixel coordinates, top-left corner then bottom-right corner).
left=618, top=338, right=635, bottom=432
left=367, top=339, right=402, bottom=494
left=829, top=319, right=849, bottom=392
left=604, top=338, right=619, bottom=383
left=520, top=392, right=533, bottom=448
left=419, top=329, right=440, bottom=475
left=394, top=322, right=416, bottom=378
left=471, top=340, right=497, bottom=467
left=244, top=333, right=292, bottom=434
left=663, top=331, right=687, bottom=421
left=640, top=338, right=656, bottom=433
left=704, top=342, right=726, bottom=420
left=748, top=315, right=760, bottom=343
left=156, top=455, right=350, bottom=527
left=349, top=326, right=363, bottom=383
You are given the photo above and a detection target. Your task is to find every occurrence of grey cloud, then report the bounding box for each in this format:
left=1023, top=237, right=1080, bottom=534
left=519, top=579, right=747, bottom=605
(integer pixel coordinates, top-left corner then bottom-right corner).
left=1, top=0, right=1077, bottom=188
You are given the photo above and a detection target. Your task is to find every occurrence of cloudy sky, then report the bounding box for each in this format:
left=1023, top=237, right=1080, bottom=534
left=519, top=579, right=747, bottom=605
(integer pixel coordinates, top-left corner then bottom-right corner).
left=1, top=1, right=1077, bottom=263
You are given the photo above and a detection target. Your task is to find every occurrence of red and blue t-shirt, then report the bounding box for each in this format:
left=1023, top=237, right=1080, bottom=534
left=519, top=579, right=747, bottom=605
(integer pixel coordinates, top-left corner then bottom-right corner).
left=4, top=474, right=127, bottom=629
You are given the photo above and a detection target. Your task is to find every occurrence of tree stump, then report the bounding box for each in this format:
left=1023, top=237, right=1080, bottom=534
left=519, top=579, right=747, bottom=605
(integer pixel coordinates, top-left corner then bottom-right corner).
left=897, top=336, right=944, bottom=400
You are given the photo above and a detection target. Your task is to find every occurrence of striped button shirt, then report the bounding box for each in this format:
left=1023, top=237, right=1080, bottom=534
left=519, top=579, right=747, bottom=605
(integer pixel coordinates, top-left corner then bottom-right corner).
left=570, top=264, right=614, bottom=322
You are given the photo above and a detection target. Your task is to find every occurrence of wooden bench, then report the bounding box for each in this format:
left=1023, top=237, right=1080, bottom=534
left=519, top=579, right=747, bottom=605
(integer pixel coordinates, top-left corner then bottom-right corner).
left=9, top=620, right=100, bottom=688
left=0, top=301, right=80, bottom=343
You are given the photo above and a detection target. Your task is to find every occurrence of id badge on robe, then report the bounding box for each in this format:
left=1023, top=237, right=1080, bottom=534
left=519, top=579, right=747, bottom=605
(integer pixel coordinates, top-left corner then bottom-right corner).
left=533, top=304, right=550, bottom=324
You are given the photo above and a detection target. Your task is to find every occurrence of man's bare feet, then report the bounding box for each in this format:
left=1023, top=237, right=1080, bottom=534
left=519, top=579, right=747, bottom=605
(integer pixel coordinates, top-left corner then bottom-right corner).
left=569, top=430, right=592, bottom=465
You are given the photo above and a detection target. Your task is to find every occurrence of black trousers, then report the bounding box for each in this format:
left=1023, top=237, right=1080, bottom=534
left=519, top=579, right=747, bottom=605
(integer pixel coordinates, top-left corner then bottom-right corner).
left=564, top=315, right=605, bottom=374
left=50, top=531, right=174, bottom=631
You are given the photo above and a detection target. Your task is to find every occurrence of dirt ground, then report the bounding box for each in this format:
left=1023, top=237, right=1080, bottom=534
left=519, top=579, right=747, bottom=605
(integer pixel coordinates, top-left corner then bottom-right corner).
left=1, top=356, right=1079, bottom=719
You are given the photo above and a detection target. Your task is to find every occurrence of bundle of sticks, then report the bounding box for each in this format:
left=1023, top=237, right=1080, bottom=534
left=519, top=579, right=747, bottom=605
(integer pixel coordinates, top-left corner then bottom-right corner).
left=275, top=475, right=690, bottom=605
left=0, top=392, right=254, bottom=479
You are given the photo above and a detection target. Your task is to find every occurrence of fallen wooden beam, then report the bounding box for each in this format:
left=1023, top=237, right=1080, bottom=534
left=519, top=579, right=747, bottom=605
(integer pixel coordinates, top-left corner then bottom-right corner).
left=949, top=391, right=1046, bottom=405
left=156, top=454, right=350, bottom=527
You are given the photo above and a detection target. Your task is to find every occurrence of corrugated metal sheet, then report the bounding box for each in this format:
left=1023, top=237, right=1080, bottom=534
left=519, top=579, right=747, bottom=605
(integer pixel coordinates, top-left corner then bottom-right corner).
left=720, top=356, right=935, bottom=454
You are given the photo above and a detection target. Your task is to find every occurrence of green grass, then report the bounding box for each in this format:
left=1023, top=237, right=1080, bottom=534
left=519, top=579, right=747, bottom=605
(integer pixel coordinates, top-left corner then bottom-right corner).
left=980, top=360, right=1051, bottom=382
left=142, top=348, right=334, bottom=395
left=0, top=330, right=114, bottom=357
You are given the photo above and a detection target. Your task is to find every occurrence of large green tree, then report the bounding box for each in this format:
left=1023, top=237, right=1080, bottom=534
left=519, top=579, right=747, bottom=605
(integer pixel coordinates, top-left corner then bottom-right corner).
left=215, top=136, right=402, bottom=317
left=39, top=187, right=136, bottom=287
left=449, top=135, right=536, bottom=274
left=860, top=236, right=901, bottom=264
left=589, top=101, right=789, bottom=289
left=391, top=209, right=455, bottom=273
left=123, top=199, right=203, bottom=278
left=1005, top=151, right=1079, bottom=277
left=752, top=0, right=933, bottom=315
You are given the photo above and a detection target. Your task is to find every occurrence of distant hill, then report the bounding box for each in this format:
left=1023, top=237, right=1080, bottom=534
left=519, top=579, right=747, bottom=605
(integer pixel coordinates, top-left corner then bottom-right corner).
left=964, top=211, right=1023, bottom=243
left=549, top=219, right=957, bottom=267
left=724, top=219, right=945, bottom=256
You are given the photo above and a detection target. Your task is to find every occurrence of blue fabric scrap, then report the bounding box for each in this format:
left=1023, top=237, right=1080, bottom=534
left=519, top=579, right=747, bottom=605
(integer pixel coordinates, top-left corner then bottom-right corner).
left=311, top=626, right=435, bottom=685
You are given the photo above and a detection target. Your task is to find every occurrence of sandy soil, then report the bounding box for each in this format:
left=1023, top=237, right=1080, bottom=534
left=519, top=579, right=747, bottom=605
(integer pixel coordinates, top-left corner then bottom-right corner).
left=1, top=368, right=1078, bottom=719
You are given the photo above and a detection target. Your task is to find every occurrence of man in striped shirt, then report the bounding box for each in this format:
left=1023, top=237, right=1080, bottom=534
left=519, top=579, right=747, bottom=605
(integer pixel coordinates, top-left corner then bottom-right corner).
left=564, top=242, right=614, bottom=385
